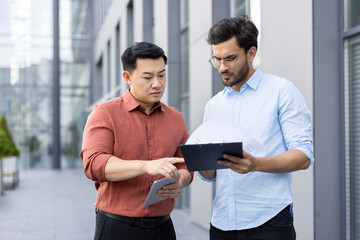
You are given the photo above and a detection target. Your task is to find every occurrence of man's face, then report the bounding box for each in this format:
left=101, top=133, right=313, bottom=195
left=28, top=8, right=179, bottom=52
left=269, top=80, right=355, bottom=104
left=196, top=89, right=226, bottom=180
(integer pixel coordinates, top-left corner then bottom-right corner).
left=123, top=58, right=166, bottom=112
left=212, top=36, right=254, bottom=92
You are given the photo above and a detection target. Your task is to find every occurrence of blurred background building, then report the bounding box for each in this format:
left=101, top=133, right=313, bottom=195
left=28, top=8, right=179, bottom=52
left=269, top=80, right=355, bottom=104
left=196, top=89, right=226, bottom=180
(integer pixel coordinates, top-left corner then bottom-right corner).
left=0, top=0, right=359, bottom=239
left=0, top=0, right=90, bottom=169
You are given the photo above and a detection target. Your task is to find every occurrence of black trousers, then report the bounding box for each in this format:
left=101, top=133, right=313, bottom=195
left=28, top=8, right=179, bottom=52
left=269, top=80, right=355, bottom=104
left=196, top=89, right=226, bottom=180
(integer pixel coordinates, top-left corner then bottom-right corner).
left=94, top=211, right=176, bottom=240
left=210, top=205, right=296, bottom=240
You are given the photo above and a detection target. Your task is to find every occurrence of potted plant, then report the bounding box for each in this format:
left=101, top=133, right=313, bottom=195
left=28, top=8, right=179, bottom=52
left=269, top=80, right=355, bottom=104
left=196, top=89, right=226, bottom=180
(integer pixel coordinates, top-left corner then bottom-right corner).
left=0, top=116, right=20, bottom=194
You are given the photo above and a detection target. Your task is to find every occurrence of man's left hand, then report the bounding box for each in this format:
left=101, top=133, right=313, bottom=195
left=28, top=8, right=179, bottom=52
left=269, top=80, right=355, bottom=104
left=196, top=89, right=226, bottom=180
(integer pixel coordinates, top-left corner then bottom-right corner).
left=156, top=176, right=184, bottom=199
left=218, top=151, right=256, bottom=174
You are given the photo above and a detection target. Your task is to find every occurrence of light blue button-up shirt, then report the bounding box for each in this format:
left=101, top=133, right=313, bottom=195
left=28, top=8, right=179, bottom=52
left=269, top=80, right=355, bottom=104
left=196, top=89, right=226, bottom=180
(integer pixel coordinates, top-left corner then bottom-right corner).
left=197, top=68, right=313, bottom=231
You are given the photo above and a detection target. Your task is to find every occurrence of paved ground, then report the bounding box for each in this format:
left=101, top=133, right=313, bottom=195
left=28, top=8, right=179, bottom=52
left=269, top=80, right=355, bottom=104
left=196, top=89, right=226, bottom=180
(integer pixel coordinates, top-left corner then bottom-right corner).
left=0, top=169, right=208, bottom=240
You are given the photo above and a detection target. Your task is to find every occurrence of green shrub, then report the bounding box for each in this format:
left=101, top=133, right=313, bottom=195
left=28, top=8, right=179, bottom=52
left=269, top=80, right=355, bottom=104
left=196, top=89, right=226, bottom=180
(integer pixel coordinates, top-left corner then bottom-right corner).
left=0, top=116, right=19, bottom=158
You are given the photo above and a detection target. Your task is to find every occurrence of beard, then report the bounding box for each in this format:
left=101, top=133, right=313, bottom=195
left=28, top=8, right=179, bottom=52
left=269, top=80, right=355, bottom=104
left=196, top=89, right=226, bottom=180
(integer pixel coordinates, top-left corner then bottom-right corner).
left=220, top=59, right=250, bottom=87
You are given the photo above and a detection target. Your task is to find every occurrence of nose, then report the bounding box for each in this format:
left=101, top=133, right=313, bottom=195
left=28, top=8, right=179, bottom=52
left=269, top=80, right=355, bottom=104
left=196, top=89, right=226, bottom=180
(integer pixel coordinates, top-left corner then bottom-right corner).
left=152, top=78, right=162, bottom=88
left=218, top=61, right=228, bottom=72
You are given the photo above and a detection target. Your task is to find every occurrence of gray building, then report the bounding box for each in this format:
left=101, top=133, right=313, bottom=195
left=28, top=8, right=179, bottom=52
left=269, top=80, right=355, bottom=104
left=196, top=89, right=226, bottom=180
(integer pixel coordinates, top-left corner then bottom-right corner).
left=88, top=0, right=360, bottom=239
left=0, top=0, right=359, bottom=239
left=0, top=0, right=91, bottom=169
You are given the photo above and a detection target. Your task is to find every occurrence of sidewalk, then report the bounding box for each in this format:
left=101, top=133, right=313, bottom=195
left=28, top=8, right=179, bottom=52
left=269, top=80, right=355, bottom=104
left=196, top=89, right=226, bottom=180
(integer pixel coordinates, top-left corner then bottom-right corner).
left=0, top=169, right=208, bottom=240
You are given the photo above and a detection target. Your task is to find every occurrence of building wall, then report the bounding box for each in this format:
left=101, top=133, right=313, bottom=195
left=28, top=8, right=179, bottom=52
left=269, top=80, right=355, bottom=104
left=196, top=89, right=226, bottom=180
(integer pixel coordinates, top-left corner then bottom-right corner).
left=313, top=0, right=343, bottom=238
left=260, top=1, right=314, bottom=240
left=91, top=0, right=315, bottom=237
left=188, top=0, right=214, bottom=229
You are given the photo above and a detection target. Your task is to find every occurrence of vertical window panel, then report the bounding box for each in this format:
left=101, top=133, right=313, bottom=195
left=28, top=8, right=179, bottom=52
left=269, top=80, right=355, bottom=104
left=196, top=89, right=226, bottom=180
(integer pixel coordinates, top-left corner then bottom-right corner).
left=230, top=0, right=249, bottom=17
left=95, top=56, right=103, bottom=102
left=107, top=40, right=111, bottom=93
left=179, top=0, right=190, bottom=210
left=344, top=38, right=351, bottom=240
left=180, top=0, right=189, bottom=127
left=127, top=1, right=134, bottom=47
left=143, top=0, right=154, bottom=42
left=344, top=0, right=360, bottom=30
left=115, top=23, right=121, bottom=87
left=345, top=34, right=360, bottom=239
left=59, top=0, right=91, bottom=169
left=351, top=35, right=360, bottom=239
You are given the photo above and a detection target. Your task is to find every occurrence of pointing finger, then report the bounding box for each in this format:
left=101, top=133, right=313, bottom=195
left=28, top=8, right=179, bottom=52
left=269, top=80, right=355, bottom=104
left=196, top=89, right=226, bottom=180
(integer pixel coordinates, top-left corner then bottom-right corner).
left=170, top=158, right=185, bottom=164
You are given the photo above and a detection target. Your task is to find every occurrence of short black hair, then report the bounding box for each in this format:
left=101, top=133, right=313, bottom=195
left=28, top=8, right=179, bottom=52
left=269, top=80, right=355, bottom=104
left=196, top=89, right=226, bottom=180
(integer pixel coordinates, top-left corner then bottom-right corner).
left=121, top=42, right=168, bottom=73
left=207, top=15, right=258, bottom=52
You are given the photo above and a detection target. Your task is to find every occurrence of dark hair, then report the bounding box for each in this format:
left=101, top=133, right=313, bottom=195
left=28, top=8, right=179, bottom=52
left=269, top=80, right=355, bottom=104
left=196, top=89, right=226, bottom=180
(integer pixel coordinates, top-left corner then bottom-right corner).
left=207, top=15, right=258, bottom=52
left=121, top=42, right=168, bottom=73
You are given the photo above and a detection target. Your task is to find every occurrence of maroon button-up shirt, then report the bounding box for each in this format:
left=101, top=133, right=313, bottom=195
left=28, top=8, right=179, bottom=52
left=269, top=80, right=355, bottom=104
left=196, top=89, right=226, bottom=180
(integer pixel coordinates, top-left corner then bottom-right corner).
left=81, top=89, right=191, bottom=217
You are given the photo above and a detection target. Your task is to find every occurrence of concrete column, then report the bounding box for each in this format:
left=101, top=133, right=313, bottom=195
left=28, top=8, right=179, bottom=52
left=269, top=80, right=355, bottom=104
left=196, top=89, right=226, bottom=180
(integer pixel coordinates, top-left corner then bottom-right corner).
left=52, top=0, right=60, bottom=169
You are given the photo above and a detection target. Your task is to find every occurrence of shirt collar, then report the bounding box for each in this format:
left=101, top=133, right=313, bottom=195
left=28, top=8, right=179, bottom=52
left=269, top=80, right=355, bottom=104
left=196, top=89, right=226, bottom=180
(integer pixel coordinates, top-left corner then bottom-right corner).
left=246, top=68, right=262, bottom=90
left=122, top=89, right=163, bottom=113
left=221, top=68, right=263, bottom=96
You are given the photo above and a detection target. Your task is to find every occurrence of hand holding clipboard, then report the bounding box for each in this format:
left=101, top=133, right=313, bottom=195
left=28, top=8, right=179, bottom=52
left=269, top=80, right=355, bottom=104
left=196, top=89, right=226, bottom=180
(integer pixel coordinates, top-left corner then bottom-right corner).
left=179, top=142, right=243, bottom=172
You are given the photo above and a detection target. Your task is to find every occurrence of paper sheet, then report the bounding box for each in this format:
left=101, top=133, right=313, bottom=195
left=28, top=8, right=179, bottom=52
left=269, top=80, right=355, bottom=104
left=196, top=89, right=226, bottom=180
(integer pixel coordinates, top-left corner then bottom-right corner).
left=186, top=113, right=261, bottom=152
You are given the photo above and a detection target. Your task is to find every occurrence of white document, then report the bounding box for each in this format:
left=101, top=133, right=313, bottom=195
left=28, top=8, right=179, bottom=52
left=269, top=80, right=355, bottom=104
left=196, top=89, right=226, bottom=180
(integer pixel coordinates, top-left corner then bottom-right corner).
left=186, top=113, right=261, bottom=152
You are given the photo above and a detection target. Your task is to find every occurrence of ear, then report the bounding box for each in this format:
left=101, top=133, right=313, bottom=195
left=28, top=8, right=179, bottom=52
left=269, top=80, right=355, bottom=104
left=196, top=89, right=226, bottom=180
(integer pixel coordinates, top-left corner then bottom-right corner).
left=247, top=46, right=257, bottom=63
left=123, top=71, right=132, bottom=85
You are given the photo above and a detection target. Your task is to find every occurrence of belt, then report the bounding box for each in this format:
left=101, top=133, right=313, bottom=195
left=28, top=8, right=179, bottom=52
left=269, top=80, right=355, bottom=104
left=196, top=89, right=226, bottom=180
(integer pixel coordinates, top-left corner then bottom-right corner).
left=96, top=208, right=170, bottom=228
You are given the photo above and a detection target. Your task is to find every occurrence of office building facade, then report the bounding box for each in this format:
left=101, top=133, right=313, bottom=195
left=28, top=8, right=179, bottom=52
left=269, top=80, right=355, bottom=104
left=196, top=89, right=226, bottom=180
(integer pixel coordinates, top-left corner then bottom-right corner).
left=0, top=0, right=359, bottom=239
left=88, top=0, right=360, bottom=239
left=0, top=0, right=91, bottom=169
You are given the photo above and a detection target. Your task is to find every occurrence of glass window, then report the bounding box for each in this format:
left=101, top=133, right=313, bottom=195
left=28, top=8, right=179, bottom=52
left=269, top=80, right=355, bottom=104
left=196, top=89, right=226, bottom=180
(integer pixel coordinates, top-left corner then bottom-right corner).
left=180, top=28, right=189, bottom=112
left=116, top=23, right=121, bottom=87
left=107, top=40, right=111, bottom=93
left=95, top=56, right=103, bottom=102
left=180, top=0, right=189, bottom=28
left=143, top=0, right=154, bottom=43
left=0, top=0, right=54, bottom=169
left=344, top=0, right=360, bottom=30
left=59, top=0, right=91, bottom=169
left=127, top=1, right=134, bottom=47
left=344, top=33, right=360, bottom=239
left=231, top=0, right=250, bottom=17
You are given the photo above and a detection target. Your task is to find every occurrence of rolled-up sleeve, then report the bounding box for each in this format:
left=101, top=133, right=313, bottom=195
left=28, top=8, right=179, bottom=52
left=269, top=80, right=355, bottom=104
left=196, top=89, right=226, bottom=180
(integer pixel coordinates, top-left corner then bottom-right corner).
left=80, top=105, right=114, bottom=182
left=279, top=81, right=314, bottom=165
left=196, top=171, right=216, bottom=182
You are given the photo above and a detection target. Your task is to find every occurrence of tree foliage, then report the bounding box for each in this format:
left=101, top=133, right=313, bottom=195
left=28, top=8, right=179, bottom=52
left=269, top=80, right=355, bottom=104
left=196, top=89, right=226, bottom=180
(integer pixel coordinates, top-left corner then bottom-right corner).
left=0, top=116, right=19, bottom=158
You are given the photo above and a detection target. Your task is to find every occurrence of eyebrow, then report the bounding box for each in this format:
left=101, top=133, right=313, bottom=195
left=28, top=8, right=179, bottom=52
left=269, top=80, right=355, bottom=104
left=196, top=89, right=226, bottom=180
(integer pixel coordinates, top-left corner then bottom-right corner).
left=213, top=54, right=237, bottom=60
left=142, top=68, right=166, bottom=75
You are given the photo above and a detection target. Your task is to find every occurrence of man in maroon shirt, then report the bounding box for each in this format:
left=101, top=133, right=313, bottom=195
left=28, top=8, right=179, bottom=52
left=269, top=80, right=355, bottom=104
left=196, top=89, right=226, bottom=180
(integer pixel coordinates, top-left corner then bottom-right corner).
left=81, top=42, right=193, bottom=240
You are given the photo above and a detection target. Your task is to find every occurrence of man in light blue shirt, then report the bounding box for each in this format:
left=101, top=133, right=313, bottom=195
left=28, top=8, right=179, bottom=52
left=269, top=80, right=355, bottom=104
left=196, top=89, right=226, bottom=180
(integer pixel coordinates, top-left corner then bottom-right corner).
left=198, top=15, right=313, bottom=240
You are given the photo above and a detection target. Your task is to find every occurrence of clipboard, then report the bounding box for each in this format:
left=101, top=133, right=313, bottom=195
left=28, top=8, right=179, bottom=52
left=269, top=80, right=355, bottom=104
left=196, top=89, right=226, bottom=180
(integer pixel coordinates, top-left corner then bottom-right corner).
left=143, top=173, right=180, bottom=208
left=179, top=142, right=243, bottom=171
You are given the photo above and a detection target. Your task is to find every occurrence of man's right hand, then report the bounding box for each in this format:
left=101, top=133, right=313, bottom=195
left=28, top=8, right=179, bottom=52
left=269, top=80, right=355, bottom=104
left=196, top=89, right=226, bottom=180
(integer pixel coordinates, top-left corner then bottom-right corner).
left=105, top=156, right=184, bottom=182
left=143, top=157, right=184, bottom=180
